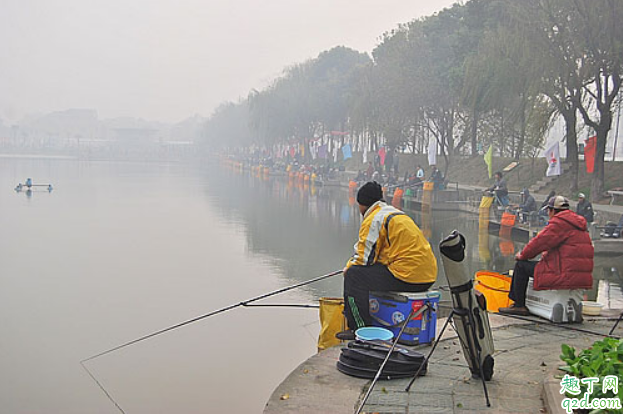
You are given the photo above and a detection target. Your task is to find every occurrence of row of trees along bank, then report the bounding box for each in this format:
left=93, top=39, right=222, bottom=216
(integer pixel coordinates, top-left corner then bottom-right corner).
left=202, top=0, right=623, bottom=200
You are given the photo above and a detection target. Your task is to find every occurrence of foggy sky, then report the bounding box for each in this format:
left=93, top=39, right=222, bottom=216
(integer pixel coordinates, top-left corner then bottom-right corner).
left=0, top=0, right=456, bottom=123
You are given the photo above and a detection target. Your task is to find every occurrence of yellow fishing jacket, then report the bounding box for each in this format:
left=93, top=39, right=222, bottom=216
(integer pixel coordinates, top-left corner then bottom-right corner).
left=345, top=201, right=437, bottom=284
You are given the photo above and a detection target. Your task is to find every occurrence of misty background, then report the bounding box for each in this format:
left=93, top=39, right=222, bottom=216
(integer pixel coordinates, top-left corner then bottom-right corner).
left=0, top=0, right=454, bottom=124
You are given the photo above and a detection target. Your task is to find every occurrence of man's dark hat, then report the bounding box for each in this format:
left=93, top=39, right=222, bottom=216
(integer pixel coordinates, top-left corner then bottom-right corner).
left=357, top=181, right=383, bottom=206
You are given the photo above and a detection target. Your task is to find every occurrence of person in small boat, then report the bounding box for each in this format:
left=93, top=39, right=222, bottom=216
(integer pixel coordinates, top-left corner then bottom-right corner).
left=499, top=196, right=593, bottom=316
left=337, top=181, right=437, bottom=340
left=575, top=193, right=594, bottom=223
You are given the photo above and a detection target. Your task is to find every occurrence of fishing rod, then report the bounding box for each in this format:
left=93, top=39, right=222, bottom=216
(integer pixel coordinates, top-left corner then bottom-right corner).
left=435, top=302, right=621, bottom=339
left=242, top=303, right=319, bottom=309
left=355, top=304, right=421, bottom=414
left=81, top=269, right=342, bottom=363
left=495, top=312, right=621, bottom=339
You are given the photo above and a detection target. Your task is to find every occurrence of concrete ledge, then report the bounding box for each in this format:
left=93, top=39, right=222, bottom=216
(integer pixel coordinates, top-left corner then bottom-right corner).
left=263, top=345, right=367, bottom=414
left=543, top=371, right=565, bottom=414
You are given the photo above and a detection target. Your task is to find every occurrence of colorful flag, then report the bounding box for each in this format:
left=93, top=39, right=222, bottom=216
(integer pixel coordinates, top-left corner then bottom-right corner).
left=545, top=141, right=561, bottom=177
left=378, top=147, right=386, bottom=166
left=484, top=146, right=493, bottom=179
left=342, top=144, right=352, bottom=160
left=584, top=136, right=596, bottom=173
left=428, top=139, right=437, bottom=166
left=318, top=144, right=327, bottom=159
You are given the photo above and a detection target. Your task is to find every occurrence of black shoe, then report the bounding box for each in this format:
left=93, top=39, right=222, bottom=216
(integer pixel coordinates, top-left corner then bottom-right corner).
left=498, top=305, right=530, bottom=316
left=336, top=329, right=356, bottom=341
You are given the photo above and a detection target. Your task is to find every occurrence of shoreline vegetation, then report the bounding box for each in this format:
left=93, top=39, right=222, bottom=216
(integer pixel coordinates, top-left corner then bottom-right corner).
left=204, top=0, right=623, bottom=203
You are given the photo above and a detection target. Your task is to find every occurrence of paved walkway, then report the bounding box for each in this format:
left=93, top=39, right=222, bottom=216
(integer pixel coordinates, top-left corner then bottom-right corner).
left=264, top=312, right=622, bottom=414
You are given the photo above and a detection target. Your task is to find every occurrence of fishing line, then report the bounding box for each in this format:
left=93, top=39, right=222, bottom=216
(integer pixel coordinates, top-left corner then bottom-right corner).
left=80, top=269, right=342, bottom=413
left=82, top=269, right=342, bottom=363
left=80, top=361, right=126, bottom=414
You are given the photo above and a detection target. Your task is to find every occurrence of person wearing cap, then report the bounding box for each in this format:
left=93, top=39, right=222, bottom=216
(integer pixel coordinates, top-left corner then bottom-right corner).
left=576, top=193, right=594, bottom=223
left=337, top=181, right=437, bottom=339
left=499, top=196, right=593, bottom=316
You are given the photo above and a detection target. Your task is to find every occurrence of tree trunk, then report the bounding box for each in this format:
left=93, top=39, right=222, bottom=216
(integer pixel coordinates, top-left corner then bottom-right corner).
left=515, top=99, right=526, bottom=160
left=561, top=108, right=579, bottom=193
left=591, top=126, right=609, bottom=200
left=471, top=108, right=479, bottom=157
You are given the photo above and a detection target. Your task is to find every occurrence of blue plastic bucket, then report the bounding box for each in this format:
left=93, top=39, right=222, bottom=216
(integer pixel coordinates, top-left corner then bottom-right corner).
left=355, top=327, right=394, bottom=341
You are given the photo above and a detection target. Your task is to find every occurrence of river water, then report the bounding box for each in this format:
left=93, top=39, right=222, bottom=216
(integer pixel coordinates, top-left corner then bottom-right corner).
left=1, top=157, right=621, bottom=414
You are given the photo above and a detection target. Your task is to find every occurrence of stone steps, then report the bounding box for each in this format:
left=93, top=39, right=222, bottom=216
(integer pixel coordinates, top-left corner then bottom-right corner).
left=528, top=163, right=570, bottom=194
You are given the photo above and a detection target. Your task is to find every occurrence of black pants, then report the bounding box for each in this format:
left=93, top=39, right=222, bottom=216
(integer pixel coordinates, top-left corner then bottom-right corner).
left=343, top=263, right=434, bottom=330
left=509, top=260, right=537, bottom=306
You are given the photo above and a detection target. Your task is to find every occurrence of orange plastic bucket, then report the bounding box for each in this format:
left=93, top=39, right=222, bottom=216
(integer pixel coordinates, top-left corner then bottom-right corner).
left=474, top=271, right=513, bottom=312
left=391, top=188, right=404, bottom=208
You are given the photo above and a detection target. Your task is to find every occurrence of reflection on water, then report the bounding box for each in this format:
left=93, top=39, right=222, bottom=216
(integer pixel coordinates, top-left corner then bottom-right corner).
left=218, top=164, right=623, bottom=311
left=1, top=158, right=621, bottom=414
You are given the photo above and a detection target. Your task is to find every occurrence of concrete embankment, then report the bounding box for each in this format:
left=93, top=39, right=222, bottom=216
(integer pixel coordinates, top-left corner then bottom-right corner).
left=264, top=312, right=622, bottom=414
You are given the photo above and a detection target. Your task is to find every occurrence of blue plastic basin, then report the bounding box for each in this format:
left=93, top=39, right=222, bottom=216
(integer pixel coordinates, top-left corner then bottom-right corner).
left=355, top=327, right=394, bottom=341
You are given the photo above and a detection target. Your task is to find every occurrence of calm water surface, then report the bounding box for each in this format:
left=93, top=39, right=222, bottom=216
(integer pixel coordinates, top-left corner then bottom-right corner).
left=1, top=158, right=621, bottom=414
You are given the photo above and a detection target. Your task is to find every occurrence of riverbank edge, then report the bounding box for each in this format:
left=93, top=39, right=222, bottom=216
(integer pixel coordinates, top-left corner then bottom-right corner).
left=263, top=313, right=622, bottom=414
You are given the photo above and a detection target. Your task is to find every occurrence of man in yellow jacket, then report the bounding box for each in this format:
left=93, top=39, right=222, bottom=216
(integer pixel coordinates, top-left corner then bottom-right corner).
left=338, top=181, right=437, bottom=340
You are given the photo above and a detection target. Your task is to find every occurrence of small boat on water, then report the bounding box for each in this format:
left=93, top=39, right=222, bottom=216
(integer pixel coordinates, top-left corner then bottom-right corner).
left=15, top=178, right=53, bottom=192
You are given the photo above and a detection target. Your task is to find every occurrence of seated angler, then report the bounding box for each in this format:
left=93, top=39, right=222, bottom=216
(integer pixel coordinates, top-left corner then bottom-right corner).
left=337, top=181, right=438, bottom=340
left=575, top=193, right=594, bottom=224
left=514, top=188, right=537, bottom=223
left=486, top=171, right=509, bottom=206
left=499, top=196, right=593, bottom=316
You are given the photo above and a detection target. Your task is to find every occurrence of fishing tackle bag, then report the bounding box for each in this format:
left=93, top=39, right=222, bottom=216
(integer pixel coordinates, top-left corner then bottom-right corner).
left=336, top=339, right=427, bottom=380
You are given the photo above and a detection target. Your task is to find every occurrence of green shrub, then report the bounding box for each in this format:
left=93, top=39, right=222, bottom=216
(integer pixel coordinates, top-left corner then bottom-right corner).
left=559, top=338, right=623, bottom=413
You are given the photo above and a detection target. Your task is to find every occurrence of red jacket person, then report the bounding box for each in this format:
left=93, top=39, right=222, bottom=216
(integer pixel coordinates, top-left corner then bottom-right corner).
left=499, top=196, right=593, bottom=316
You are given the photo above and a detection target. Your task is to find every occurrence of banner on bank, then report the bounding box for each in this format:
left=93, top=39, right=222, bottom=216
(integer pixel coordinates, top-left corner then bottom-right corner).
left=546, top=141, right=561, bottom=177
left=484, top=146, right=493, bottom=179
left=428, top=138, right=437, bottom=166
left=584, top=136, right=596, bottom=173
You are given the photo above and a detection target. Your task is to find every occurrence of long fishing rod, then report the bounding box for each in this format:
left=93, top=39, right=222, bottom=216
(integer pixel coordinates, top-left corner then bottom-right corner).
left=434, top=303, right=621, bottom=339
left=355, top=304, right=421, bottom=414
left=495, top=312, right=621, bottom=339
left=81, top=269, right=342, bottom=363
left=243, top=303, right=319, bottom=309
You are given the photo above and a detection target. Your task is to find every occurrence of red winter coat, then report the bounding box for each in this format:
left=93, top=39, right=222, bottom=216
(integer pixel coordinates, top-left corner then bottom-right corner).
left=517, top=210, right=593, bottom=290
